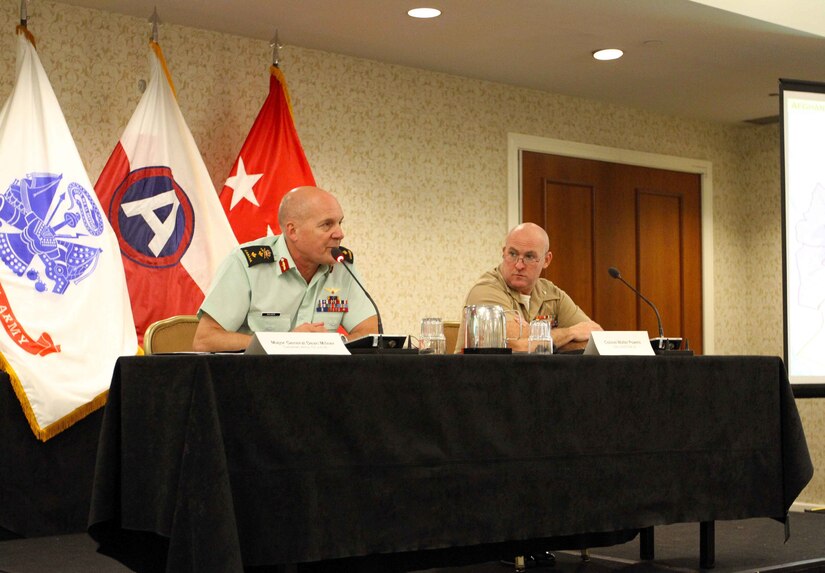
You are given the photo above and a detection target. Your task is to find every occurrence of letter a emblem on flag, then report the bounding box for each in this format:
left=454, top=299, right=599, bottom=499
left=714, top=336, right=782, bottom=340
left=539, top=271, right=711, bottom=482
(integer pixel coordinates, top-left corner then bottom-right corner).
left=95, top=41, right=238, bottom=342
left=0, top=26, right=138, bottom=441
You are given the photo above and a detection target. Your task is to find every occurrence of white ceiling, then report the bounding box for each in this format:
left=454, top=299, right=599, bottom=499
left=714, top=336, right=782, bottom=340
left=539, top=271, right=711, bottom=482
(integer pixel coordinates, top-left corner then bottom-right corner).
left=48, top=0, right=825, bottom=124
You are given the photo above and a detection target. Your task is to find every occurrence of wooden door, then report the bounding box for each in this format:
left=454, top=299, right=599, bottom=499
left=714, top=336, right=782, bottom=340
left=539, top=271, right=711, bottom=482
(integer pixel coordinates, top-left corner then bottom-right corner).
left=522, top=151, right=703, bottom=353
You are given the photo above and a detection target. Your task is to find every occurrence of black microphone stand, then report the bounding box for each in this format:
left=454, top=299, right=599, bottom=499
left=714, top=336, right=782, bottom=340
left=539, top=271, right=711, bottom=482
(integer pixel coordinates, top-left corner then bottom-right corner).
left=609, top=267, right=664, bottom=339
left=331, top=248, right=386, bottom=349
left=608, top=267, right=688, bottom=354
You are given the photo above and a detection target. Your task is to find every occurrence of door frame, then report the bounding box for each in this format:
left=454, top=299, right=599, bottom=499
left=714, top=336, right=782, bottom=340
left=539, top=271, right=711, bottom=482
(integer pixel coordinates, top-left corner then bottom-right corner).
left=507, top=133, right=715, bottom=354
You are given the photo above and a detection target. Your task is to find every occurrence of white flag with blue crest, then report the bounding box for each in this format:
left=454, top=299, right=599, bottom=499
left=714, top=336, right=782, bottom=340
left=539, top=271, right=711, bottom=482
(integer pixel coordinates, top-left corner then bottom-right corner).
left=0, top=27, right=137, bottom=441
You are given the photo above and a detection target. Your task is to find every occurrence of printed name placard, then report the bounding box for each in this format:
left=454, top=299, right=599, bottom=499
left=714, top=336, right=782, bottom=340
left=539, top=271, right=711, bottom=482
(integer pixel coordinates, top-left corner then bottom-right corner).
left=583, top=331, right=656, bottom=356
left=245, top=332, right=351, bottom=355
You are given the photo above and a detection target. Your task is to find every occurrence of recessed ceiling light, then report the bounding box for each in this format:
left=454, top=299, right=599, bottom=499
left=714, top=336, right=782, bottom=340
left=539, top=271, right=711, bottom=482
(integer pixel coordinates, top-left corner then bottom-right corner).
left=408, top=7, right=441, bottom=19
left=592, top=48, right=623, bottom=61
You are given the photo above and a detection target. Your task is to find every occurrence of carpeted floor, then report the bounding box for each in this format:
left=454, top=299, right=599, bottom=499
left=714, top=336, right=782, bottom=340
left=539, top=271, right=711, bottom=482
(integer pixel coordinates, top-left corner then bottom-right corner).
left=418, top=511, right=825, bottom=572
left=1, top=512, right=824, bottom=572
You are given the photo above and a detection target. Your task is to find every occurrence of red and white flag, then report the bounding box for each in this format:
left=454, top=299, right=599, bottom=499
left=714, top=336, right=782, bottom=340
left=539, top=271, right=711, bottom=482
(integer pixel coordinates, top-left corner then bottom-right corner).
left=96, top=42, right=237, bottom=341
left=0, top=27, right=137, bottom=440
left=220, top=66, right=315, bottom=242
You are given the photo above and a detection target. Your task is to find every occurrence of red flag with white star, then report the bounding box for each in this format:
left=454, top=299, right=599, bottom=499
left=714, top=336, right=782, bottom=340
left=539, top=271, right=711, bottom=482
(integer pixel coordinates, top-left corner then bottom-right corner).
left=220, top=66, right=315, bottom=242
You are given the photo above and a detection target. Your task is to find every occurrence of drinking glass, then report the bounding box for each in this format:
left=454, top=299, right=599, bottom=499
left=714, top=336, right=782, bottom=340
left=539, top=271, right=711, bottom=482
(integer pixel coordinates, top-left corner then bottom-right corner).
left=528, top=317, right=553, bottom=354
left=419, top=317, right=447, bottom=355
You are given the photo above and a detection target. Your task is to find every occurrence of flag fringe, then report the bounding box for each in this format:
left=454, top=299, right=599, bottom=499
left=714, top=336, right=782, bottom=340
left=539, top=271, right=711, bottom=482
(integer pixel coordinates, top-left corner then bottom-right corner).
left=270, top=66, right=295, bottom=120
left=150, top=40, right=177, bottom=99
left=38, top=390, right=110, bottom=441
left=15, top=24, right=36, bottom=49
left=0, top=344, right=142, bottom=441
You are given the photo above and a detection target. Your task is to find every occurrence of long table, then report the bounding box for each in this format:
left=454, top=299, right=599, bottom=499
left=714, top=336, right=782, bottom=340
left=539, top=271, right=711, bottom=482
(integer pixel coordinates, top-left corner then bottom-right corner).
left=88, top=354, right=812, bottom=572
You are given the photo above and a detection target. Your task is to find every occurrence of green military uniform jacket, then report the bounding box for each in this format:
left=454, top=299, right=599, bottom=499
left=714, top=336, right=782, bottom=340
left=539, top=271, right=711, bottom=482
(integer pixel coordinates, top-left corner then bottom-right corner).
left=199, top=235, right=375, bottom=334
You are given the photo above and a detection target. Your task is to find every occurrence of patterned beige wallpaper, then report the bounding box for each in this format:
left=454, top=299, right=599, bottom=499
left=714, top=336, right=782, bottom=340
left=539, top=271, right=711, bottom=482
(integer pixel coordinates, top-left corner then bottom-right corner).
left=1, top=1, right=823, bottom=504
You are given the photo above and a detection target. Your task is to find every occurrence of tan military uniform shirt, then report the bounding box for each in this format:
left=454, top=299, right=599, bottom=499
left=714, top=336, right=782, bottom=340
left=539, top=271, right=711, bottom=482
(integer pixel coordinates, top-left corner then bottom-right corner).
left=455, top=266, right=590, bottom=352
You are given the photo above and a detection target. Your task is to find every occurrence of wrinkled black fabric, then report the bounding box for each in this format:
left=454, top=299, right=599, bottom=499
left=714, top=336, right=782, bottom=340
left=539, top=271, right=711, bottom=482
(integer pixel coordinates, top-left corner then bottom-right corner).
left=88, top=354, right=812, bottom=573
left=0, top=373, right=103, bottom=536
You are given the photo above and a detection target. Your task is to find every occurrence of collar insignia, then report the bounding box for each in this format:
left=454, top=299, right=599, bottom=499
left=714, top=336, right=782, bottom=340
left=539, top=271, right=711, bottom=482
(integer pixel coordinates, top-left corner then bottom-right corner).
left=241, top=245, right=274, bottom=267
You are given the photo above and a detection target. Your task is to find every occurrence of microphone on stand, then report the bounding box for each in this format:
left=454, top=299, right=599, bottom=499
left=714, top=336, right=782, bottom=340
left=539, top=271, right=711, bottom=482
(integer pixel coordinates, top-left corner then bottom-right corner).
left=331, top=246, right=384, bottom=335
left=608, top=266, right=686, bottom=353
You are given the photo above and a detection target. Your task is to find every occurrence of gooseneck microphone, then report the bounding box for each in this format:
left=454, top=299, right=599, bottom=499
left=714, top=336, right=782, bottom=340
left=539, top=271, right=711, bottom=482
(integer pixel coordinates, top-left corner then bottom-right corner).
left=607, top=266, right=665, bottom=340
left=331, top=247, right=383, bottom=334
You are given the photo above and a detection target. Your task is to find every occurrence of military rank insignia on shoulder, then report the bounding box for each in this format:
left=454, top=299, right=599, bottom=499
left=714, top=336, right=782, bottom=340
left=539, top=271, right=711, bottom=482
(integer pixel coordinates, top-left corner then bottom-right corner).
left=241, top=245, right=274, bottom=267
left=336, top=246, right=354, bottom=263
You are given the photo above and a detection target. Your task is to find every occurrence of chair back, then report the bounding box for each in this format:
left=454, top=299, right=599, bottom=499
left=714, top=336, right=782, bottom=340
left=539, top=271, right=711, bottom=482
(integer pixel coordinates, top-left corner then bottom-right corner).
left=144, top=315, right=199, bottom=355
left=443, top=320, right=461, bottom=354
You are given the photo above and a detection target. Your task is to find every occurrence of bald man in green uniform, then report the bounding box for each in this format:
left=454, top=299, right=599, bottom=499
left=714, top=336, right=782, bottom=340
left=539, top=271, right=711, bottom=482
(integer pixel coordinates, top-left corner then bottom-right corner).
left=193, top=186, right=379, bottom=352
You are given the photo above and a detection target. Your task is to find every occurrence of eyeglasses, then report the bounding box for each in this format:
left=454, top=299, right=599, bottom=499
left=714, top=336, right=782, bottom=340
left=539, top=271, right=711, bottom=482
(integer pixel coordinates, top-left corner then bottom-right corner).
left=503, top=250, right=544, bottom=265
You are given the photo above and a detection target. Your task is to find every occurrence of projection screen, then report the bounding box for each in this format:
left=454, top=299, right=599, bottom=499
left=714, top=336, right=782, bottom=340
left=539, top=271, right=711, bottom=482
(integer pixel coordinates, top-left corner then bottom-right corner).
left=781, top=78, right=825, bottom=396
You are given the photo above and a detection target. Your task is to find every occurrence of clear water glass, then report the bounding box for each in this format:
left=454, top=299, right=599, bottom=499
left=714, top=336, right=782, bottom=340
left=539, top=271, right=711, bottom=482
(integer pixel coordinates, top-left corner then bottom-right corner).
left=419, top=317, right=447, bottom=355
left=528, top=317, right=553, bottom=354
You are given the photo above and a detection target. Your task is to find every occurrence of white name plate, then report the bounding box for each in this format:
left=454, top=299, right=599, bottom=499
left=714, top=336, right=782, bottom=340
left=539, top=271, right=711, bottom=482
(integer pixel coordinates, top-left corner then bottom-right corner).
left=245, top=332, right=351, bottom=355
left=583, top=331, right=656, bottom=356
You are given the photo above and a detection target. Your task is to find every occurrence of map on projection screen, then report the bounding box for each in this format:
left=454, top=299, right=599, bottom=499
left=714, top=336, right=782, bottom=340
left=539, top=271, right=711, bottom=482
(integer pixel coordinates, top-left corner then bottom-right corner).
left=781, top=79, right=825, bottom=395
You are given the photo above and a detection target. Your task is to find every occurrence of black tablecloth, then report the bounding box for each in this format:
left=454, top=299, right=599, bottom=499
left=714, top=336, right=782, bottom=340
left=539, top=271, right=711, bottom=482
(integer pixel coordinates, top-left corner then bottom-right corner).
left=88, top=354, right=813, bottom=572
left=0, top=372, right=103, bottom=538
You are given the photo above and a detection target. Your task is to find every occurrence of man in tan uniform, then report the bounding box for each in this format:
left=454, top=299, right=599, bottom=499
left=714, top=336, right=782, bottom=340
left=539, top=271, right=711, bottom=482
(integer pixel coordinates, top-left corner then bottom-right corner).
left=457, top=222, right=602, bottom=352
